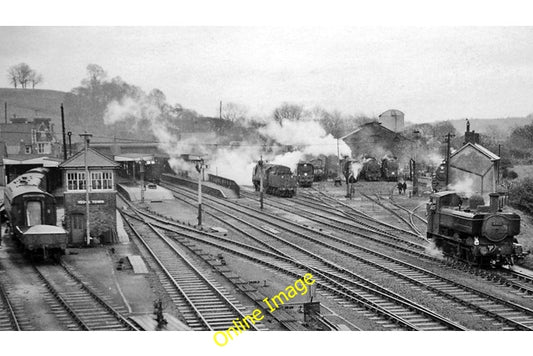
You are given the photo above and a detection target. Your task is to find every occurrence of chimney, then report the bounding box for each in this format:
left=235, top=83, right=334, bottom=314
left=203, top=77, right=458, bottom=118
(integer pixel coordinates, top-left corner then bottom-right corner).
left=489, top=193, right=500, bottom=213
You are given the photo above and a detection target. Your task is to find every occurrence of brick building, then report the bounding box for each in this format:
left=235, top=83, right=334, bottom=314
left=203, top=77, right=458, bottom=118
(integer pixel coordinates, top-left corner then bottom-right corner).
left=59, top=148, right=119, bottom=246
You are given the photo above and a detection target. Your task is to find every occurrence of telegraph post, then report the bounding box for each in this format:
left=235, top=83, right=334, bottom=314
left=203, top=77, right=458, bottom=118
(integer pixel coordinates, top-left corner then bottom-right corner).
left=80, top=132, right=93, bottom=246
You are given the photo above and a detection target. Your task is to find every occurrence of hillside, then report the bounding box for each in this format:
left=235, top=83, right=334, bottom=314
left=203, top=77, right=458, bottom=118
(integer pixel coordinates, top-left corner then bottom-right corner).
left=447, top=116, right=533, bottom=136
left=0, top=87, right=68, bottom=129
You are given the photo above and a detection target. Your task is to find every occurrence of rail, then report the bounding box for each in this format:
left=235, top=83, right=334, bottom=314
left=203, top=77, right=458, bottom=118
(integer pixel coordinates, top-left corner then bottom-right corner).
left=208, top=174, right=240, bottom=197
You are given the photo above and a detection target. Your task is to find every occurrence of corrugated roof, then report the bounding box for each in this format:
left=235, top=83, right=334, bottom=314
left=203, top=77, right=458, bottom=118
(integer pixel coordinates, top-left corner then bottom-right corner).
left=59, top=147, right=119, bottom=169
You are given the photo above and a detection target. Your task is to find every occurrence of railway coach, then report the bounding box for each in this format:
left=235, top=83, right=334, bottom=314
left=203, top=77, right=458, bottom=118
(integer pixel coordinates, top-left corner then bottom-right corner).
left=4, top=168, right=67, bottom=257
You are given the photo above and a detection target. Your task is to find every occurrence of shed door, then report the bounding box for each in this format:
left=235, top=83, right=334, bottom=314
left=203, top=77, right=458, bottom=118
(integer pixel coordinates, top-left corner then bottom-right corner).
left=70, top=213, right=85, bottom=245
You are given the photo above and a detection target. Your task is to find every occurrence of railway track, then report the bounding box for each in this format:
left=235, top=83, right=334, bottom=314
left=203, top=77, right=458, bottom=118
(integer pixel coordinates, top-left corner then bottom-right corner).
left=299, top=186, right=533, bottom=295
left=0, top=278, right=21, bottom=330
left=160, top=180, right=533, bottom=330
left=120, top=207, right=263, bottom=331
left=124, top=205, right=463, bottom=331
left=33, top=261, right=140, bottom=331
left=301, top=188, right=424, bottom=241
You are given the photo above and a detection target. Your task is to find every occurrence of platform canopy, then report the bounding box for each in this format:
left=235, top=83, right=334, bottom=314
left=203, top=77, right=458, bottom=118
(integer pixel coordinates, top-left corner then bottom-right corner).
left=114, top=153, right=155, bottom=163
left=2, top=156, right=61, bottom=167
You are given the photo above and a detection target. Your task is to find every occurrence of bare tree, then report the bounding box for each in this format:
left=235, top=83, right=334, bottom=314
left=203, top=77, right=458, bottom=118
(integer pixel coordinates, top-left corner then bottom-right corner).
left=320, top=110, right=346, bottom=138
left=29, top=70, right=43, bottom=89
left=6, top=63, right=33, bottom=88
left=273, top=103, right=303, bottom=123
left=7, top=66, right=18, bottom=88
left=222, top=102, right=248, bottom=122
left=83, top=64, right=107, bottom=87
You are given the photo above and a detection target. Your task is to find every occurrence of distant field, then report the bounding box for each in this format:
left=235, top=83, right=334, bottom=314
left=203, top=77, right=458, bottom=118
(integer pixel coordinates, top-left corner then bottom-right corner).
left=513, top=165, right=533, bottom=179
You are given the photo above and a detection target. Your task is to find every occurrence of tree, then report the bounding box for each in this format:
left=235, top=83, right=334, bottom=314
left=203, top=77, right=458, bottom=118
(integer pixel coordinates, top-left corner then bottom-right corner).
left=319, top=110, right=345, bottom=138
left=28, top=71, right=43, bottom=89
left=221, top=102, right=248, bottom=122
left=7, top=66, right=18, bottom=88
left=273, top=103, right=303, bottom=123
left=6, top=63, right=34, bottom=88
left=84, top=64, right=107, bottom=86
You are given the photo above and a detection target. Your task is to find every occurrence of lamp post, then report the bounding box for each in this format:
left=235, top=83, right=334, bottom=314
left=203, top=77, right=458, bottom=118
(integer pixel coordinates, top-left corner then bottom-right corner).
left=140, top=159, right=145, bottom=204
left=412, top=130, right=421, bottom=196
left=79, top=132, right=92, bottom=246
left=259, top=156, right=264, bottom=210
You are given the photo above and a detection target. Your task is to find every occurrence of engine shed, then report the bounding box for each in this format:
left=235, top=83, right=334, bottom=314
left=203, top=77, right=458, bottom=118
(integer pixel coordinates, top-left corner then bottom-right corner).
left=59, top=148, right=119, bottom=246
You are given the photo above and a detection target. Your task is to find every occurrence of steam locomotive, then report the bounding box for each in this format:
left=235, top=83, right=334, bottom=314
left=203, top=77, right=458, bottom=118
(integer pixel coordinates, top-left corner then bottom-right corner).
left=431, top=162, right=447, bottom=191
left=296, top=162, right=314, bottom=188
left=360, top=157, right=381, bottom=181
left=252, top=163, right=297, bottom=197
left=381, top=156, right=400, bottom=181
left=3, top=168, right=68, bottom=258
left=426, top=191, right=524, bottom=267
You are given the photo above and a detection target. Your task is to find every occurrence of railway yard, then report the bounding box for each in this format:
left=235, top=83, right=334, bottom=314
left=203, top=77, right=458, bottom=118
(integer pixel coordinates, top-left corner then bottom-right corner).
left=2, top=177, right=533, bottom=334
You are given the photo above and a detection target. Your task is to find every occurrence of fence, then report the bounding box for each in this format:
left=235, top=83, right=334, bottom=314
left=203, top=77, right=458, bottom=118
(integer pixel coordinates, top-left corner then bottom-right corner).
left=207, top=174, right=240, bottom=198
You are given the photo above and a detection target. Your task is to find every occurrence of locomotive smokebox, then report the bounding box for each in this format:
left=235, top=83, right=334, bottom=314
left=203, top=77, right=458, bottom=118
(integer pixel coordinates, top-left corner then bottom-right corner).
left=489, top=193, right=500, bottom=213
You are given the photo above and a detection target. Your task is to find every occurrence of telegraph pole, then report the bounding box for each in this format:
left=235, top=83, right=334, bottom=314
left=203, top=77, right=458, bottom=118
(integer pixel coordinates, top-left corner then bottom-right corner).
left=61, top=104, right=67, bottom=161
left=79, top=132, right=93, bottom=246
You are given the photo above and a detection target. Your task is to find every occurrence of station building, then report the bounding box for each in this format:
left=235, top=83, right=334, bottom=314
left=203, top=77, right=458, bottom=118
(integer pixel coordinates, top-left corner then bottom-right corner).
left=59, top=148, right=119, bottom=246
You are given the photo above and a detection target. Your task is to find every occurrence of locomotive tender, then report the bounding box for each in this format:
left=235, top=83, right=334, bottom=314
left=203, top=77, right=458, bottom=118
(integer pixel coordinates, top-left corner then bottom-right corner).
left=426, top=191, right=523, bottom=267
left=3, top=168, right=67, bottom=257
left=252, top=163, right=297, bottom=197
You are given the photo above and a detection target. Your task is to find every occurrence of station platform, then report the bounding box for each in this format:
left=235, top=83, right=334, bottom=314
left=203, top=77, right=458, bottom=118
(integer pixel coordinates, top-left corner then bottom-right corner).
left=118, top=183, right=174, bottom=202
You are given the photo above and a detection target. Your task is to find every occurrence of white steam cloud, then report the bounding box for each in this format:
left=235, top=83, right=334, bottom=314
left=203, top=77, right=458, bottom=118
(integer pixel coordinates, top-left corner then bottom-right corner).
left=104, top=96, right=352, bottom=185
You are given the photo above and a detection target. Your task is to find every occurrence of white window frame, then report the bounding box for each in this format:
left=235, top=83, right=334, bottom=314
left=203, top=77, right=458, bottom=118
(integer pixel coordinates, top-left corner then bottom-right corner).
left=36, top=142, right=51, bottom=154
left=91, top=170, right=114, bottom=191
left=66, top=171, right=86, bottom=191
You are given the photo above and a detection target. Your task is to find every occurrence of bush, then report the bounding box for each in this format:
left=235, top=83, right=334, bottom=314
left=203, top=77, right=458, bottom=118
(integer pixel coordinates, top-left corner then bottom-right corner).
left=509, top=177, right=533, bottom=214
left=503, top=168, right=518, bottom=179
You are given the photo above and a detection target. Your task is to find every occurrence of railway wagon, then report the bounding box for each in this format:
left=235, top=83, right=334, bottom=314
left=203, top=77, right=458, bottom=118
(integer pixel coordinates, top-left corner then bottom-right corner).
left=252, top=163, right=297, bottom=197
left=296, top=163, right=314, bottom=187
left=426, top=191, right=523, bottom=267
left=4, top=168, right=67, bottom=257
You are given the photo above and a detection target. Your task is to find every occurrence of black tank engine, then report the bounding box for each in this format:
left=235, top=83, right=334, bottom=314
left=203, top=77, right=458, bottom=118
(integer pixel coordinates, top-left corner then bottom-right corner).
left=426, top=191, right=523, bottom=267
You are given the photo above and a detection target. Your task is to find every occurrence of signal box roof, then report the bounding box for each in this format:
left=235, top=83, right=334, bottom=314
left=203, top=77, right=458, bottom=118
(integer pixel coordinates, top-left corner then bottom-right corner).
left=60, top=148, right=119, bottom=169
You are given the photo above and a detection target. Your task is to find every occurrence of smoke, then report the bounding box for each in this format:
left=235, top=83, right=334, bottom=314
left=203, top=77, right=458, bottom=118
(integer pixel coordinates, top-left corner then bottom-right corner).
left=103, top=96, right=353, bottom=185
left=448, top=177, right=475, bottom=197
left=350, top=161, right=363, bottom=178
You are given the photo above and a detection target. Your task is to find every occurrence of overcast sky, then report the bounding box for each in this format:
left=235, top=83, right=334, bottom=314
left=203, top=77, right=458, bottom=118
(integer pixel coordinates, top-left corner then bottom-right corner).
left=1, top=26, right=532, bottom=123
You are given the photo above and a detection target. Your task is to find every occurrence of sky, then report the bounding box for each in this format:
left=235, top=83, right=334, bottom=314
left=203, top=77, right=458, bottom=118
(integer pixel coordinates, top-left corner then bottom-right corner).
left=1, top=15, right=533, bottom=123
